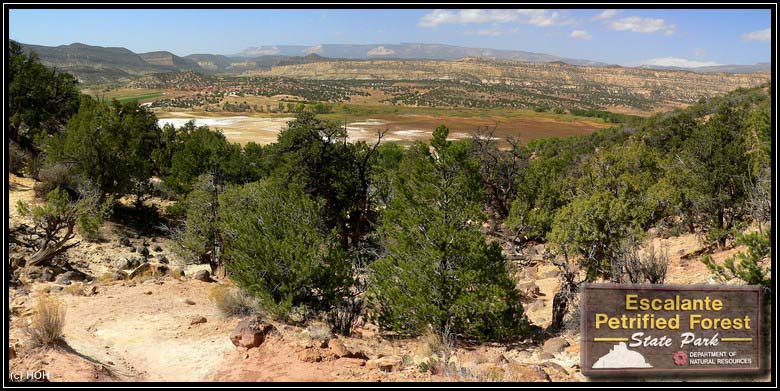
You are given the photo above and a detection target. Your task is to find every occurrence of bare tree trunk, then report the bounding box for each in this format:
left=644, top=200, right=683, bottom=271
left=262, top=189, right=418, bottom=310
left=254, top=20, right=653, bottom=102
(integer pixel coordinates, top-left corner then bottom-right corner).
left=26, top=239, right=80, bottom=267
left=549, top=290, right=569, bottom=333
left=548, top=251, right=578, bottom=333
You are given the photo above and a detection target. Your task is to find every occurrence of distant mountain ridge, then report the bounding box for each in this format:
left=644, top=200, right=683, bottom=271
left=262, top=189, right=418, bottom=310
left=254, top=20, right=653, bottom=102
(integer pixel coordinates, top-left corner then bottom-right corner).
left=16, top=41, right=770, bottom=85
left=637, top=62, right=771, bottom=74
left=231, top=42, right=607, bottom=66
left=17, top=42, right=345, bottom=83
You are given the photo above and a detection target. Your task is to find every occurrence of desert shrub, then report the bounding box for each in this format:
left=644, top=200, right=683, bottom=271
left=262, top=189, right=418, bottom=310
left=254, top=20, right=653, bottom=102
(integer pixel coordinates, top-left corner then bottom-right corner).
left=548, top=190, right=634, bottom=282
left=171, top=174, right=221, bottom=266
left=64, top=283, right=86, bottom=296
left=34, top=162, right=78, bottom=198
left=615, top=240, right=669, bottom=284
left=208, top=285, right=258, bottom=317
left=24, top=154, right=44, bottom=180
left=9, top=140, right=27, bottom=175
left=167, top=267, right=184, bottom=280
left=27, top=295, right=66, bottom=347
left=614, top=240, right=644, bottom=284
left=17, top=187, right=111, bottom=266
left=218, top=180, right=352, bottom=322
left=209, top=285, right=249, bottom=310
left=326, top=297, right=363, bottom=336
left=99, top=272, right=122, bottom=283
left=705, top=227, right=733, bottom=250
left=413, top=328, right=460, bottom=377
left=702, top=230, right=771, bottom=287
left=469, top=128, right=529, bottom=221
left=76, top=195, right=113, bottom=242
left=163, top=200, right=187, bottom=220
left=746, top=167, right=771, bottom=225
left=307, top=323, right=334, bottom=341
left=640, top=243, right=669, bottom=284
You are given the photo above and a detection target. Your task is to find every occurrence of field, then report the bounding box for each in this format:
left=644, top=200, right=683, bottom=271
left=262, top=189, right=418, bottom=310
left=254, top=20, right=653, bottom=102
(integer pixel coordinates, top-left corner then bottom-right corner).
left=98, top=85, right=616, bottom=146
left=82, top=88, right=165, bottom=104
left=155, top=108, right=613, bottom=146
left=93, top=66, right=723, bottom=148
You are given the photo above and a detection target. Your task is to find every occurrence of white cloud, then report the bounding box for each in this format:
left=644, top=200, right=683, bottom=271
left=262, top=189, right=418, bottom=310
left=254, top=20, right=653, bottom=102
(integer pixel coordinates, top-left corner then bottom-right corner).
left=466, top=26, right=520, bottom=37
left=742, top=28, right=770, bottom=43
left=570, top=30, right=592, bottom=40
left=517, top=9, right=573, bottom=27
left=609, top=16, right=676, bottom=35
left=418, top=9, right=572, bottom=28
left=592, top=9, right=618, bottom=21
left=693, top=48, right=706, bottom=58
left=473, top=26, right=502, bottom=36
left=634, top=57, right=721, bottom=68
left=418, top=9, right=514, bottom=27
left=466, top=24, right=520, bottom=37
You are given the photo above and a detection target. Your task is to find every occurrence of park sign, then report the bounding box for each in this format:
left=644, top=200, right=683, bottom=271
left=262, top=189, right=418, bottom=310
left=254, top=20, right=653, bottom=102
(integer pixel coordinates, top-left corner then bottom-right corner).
left=581, top=284, right=764, bottom=377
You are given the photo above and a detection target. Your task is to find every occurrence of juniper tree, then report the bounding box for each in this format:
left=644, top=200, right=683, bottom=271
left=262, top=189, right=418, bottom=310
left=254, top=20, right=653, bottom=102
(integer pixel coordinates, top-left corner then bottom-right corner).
left=370, top=126, right=530, bottom=341
left=218, top=180, right=351, bottom=321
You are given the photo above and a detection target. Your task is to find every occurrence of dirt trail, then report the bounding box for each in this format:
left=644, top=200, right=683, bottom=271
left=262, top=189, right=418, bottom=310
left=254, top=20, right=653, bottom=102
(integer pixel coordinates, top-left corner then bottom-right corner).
left=58, top=279, right=240, bottom=382
left=53, top=278, right=395, bottom=382
left=9, top=174, right=36, bottom=219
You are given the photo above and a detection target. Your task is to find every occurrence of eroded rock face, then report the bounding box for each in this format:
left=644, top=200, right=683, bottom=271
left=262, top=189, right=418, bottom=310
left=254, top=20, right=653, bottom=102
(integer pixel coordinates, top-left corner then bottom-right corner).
left=230, top=317, right=274, bottom=349
left=257, top=58, right=770, bottom=111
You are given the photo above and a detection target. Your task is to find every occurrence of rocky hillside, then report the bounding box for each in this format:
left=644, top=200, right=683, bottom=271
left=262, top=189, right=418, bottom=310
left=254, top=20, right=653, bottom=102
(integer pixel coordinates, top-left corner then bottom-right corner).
left=18, top=42, right=346, bottom=83
left=139, top=51, right=201, bottom=70
left=253, top=57, right=770, bottom=108
left=20, top=40, right=770, bottom=86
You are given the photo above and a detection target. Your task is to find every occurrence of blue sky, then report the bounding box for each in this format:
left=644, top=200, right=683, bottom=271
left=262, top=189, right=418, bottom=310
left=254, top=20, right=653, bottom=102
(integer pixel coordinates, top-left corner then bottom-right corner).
left=8, top=8, right=773, bottom=66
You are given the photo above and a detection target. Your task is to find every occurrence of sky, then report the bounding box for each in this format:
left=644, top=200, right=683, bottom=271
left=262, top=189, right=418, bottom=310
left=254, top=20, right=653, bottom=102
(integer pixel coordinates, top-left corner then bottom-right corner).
left=8, top=8, right=773, bottom=67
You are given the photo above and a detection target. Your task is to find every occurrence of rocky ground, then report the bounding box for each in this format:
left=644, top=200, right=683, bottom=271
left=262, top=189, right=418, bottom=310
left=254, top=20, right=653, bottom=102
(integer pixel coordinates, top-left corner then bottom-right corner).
left=6, top=173, right=770, bottom=382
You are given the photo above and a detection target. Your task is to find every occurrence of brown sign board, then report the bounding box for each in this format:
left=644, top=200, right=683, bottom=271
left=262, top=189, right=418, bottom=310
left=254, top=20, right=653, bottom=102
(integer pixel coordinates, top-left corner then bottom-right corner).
left=581, top=284, right=765, bottom=377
